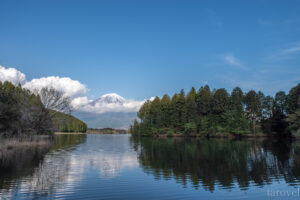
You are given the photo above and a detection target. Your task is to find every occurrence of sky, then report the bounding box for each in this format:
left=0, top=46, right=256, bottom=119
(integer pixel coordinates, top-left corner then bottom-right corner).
left=0, top=0, right=300, bottom=102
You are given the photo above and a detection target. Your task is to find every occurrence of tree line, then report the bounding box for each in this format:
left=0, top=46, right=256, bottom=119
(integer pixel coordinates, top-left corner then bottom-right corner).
left=0, top=81, right=87, bottom=136
left=130, top=83, right=300, bottom=137
left=50, top=110, right=87, bottom=133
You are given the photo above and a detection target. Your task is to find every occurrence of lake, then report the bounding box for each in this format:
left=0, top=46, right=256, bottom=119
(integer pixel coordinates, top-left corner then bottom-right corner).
left=1, top=134, right=300, bottom=199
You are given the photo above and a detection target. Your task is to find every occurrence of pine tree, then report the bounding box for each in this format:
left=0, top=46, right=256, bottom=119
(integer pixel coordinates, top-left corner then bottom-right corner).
left=244, top=90, right=261, bottom=135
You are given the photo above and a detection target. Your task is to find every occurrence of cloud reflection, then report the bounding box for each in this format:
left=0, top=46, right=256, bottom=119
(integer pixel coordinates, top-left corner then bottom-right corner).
left=0, top=134, right=139, bottom=199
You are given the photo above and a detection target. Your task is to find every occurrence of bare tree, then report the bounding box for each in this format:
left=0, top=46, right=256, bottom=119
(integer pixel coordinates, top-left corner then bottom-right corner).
left=39, top=87, right=73, bottom=114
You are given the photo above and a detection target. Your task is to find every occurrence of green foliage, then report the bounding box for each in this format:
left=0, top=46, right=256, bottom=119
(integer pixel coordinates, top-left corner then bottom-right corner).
left=196, top=85, right=211, bottom=116
left=244, top=90, right=261, bottom=134
left=286, top=109, right=300, bottom=137
left=0, top=81, right=52, bottom=136
left=185, top=88, right=197, bottom=123
left=130, top=83, right=300, bottom=137
left=184, top=122, right=197, bottom=135
left=286, top=83, right=300, bottom=114
left=285, top=83, right=300, bottom=136
left=0, top=81, right=88, bottom=136
left=211, top=88, right=229, bottom=114
left=50, top=110, right=87, bottom=132
left=166, top=128, right=174, bottom=137
left=230, top=87, right=243, bottom=112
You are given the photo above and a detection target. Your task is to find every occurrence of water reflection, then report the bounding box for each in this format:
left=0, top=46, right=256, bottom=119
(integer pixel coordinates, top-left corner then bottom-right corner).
left=70, top=135, right=138, bottom=179
left=131, top=137, right=300, bottom=191
left=0, top=134, right=86, bottom=199
left=2, top=134, right=300, bottom=199
left=0, top=134, right=139, bottom=199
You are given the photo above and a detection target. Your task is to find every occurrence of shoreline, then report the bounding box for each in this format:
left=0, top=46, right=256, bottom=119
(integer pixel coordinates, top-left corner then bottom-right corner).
left=54, top=132, right=129, bottom=135
left=54, top=132, right=298, bottom=140
left=133, top=133, right=298, bottom=140
left=55, top=132, right=87, bottom=135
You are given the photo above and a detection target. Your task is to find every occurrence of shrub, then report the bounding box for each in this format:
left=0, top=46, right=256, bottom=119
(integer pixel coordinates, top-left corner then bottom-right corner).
left=184, top=122, right=197, bottom=135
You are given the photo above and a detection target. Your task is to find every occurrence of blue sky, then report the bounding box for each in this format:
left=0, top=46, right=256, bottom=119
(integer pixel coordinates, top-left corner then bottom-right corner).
left=0, top=0, right=300, bottom=100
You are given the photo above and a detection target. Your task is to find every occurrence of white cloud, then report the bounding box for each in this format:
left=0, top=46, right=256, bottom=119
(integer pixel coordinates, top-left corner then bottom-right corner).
left=69, top=149, right=138, bottom=179
left=71, top=96, right=92, bottom=109
left=0, top=135, right=139, bottom=198
left=269, top=43, right=300, bottom=60
left=0, top=65, right=26, bottom=85
left=0, top=65, right=147, bottom=114
left=24, top=76, right=88, bottom=98
left=224, top=54, right=247, bottom=70
left=278, top=44, right=300, bottom=56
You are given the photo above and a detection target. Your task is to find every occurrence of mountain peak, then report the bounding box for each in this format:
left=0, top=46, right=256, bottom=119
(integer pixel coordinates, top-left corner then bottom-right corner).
left=90, top=93, right=125, bottom=106
left=101, top=93, right=124, bottom=99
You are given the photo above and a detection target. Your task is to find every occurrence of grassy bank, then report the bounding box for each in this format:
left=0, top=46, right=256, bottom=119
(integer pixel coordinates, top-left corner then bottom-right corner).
left=0, top=135, right=53, bottom=170
left=0, top=135, right=53, bottom=149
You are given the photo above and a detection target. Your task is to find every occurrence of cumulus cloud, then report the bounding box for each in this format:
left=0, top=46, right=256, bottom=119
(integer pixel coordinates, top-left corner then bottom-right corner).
left=0, top=65, right=147, bottom=114
left=24, top=76, right=88, bottom=98
left=71, top=96, right=92, bottom=109
left=224, top=54, right=247, bottom=70
left=0, top=65, right=26, bottom=85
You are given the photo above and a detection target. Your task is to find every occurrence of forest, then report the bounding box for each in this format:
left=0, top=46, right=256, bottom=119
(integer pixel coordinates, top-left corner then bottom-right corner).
left=130, top=83, right=300, bottom=137
left=50, top=110, right=87, bottom=133
left=0, top=81, right=87, bottom=136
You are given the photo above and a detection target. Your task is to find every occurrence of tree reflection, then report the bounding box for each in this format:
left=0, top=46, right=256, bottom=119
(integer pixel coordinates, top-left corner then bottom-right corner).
left=0, top=134, right=86, bottom=198
left=0, top=137, right=53, bottom=192
left=131, top=137, right=300, bottom=191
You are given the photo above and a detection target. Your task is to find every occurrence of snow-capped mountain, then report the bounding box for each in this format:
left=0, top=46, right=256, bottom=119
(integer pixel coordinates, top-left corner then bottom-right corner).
left=80, top=93, right=144, bottom=114
left=89, top=93, right=126, bottom=106
left=73, top=93, right=146, bottom=129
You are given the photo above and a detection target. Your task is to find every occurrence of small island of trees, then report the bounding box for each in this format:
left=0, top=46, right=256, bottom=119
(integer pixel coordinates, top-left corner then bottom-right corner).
left=130, top=83, right=300, bottom=138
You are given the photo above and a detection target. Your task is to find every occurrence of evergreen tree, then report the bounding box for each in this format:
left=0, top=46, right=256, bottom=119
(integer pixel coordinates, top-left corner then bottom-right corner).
left=227, top=87, right=248, bottom=134
left=185, top=87, right=197, bottom=123
left=0, top=81, right=52, bottom=136
left=130, top=83, right=300, bottom=137
left=244, top=90, right=261, bottom=135
left=230, top=87, right=244, bottom=112
left=286, top=83, right=300, bottom=136
left=211, top=88, right=229, bottom=114
left=178, top=89, right=187, bottom=127
left=270, top=91, right=288, bottom=135
left=160, top=94, right=172, bottom=127
left=286, top=83, right=300, bottom=114
left=170, top=94, right=180, bottom=128
left=196, top=85, right=211, bottom=116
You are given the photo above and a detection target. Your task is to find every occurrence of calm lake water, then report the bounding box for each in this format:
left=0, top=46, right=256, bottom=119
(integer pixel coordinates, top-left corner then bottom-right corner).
left=1, top=134, right=300, bottom=199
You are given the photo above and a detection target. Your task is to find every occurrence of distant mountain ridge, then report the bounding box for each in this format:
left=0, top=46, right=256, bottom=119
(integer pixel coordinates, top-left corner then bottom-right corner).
left=73, top=93, right=143, bottom=129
